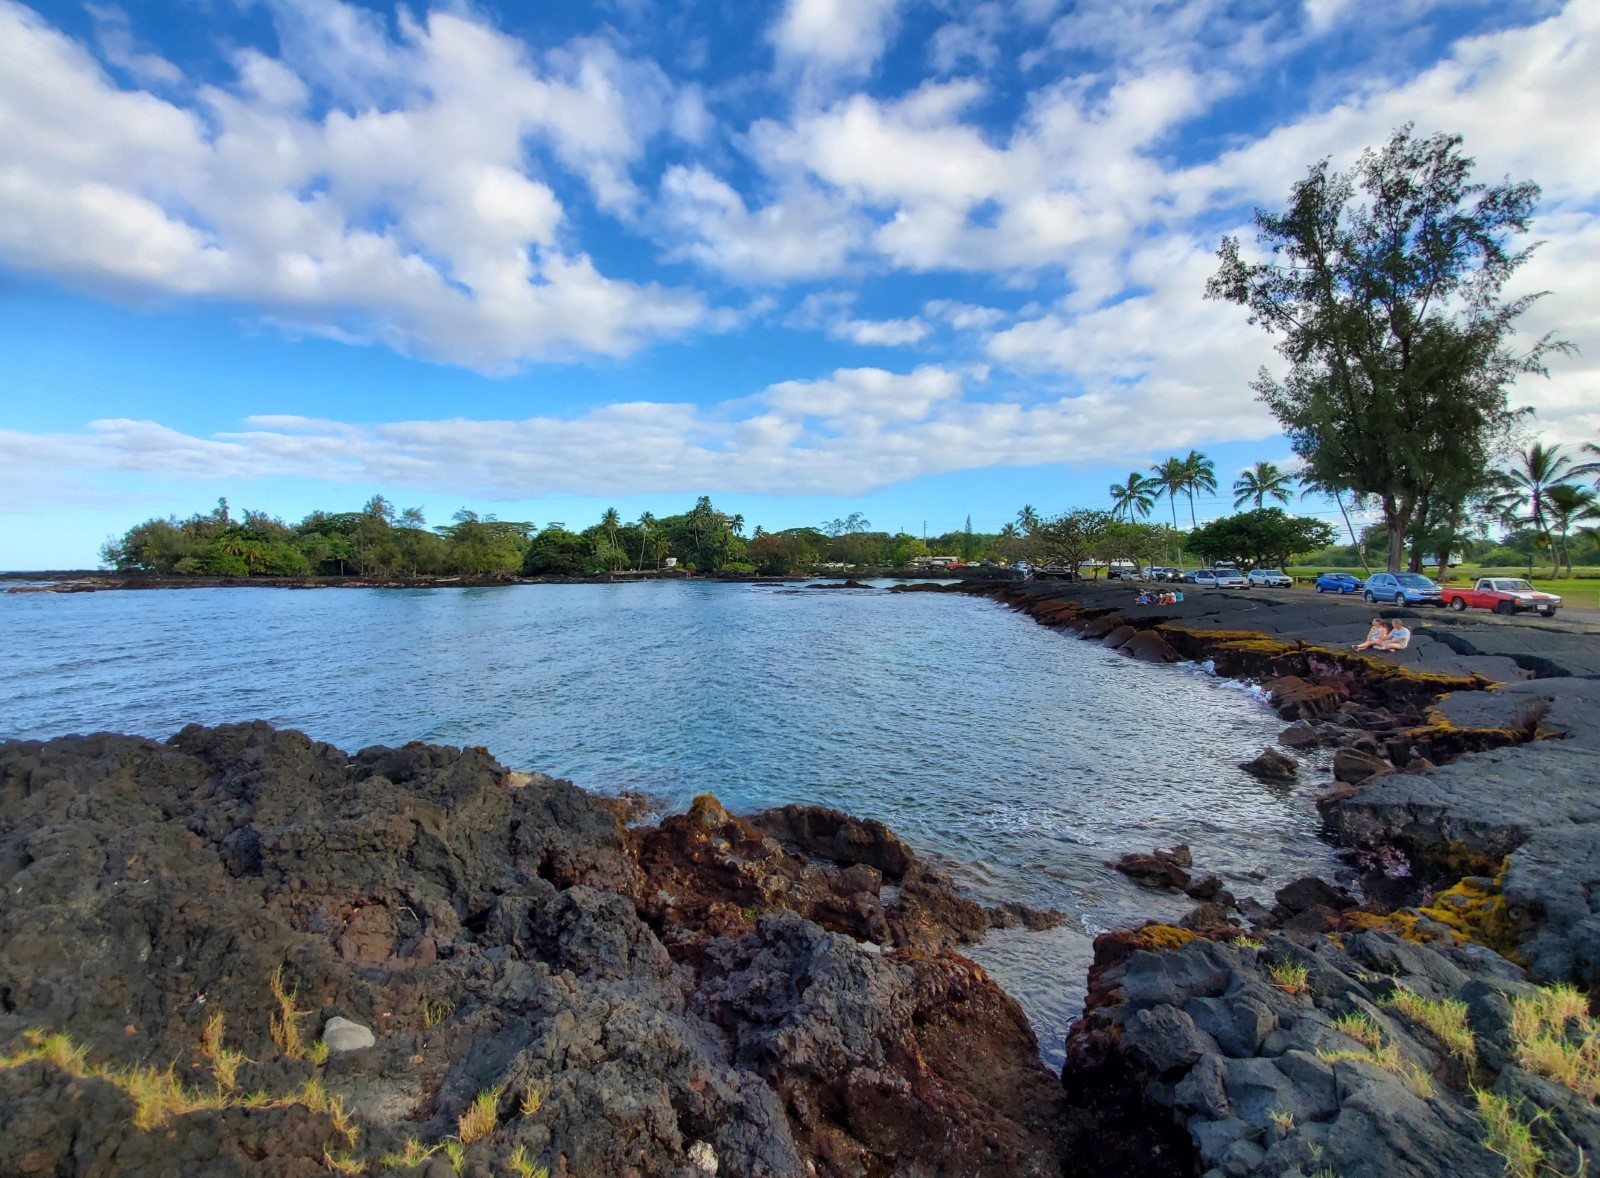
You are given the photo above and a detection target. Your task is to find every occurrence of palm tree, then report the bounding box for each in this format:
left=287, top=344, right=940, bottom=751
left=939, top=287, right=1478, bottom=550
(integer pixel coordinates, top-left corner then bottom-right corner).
left=1489, top=443, right=1572, bottom=541
left=1180, top=450, right=1216, bottom=528
left=1149, top=457, right=1188, bottom=529
left=1016, top=505, right=1041, bottom=535
left=1573, top=442, right=1600, bottom=483
left=635, top=511, right=655, bottom=571
left=1232, top=461, right=1295, bottom=509
left=1109, top=472, right=1157, bottom=521
left=1543, top=484, right=1600, bottom=577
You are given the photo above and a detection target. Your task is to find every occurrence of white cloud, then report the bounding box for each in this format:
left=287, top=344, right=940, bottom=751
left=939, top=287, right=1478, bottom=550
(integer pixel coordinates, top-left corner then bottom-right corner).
left=0, top=360, right=1291, bottom=508
left=769, top=0, right=900, bottom=85
left=784, top=291, right=929, bottom=345
left=85, top=4, right=181, bottom=86
left=656, top=166, right=867, bottom=281
left=0, top=0, right=710, bottom=369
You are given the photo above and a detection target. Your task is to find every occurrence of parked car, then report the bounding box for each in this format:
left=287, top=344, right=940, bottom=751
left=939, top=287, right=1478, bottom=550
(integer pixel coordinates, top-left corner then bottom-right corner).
left=1363, top=572, right=1443, bottom=606
left=1193, top=568, right=1247, bottom=588
left=1314, top=572, right=1365, bottom=595
left=1440, top=577, right=1562, bottom=617
left=1142, top=565, right=1179, bottom=582
left=1247, top=568, right=1293, bottom=588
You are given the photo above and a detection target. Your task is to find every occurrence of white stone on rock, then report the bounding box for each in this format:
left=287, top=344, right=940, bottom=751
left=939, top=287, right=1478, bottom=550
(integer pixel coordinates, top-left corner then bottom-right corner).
left=323, top=1015, right=376, bottom=1053
left=687, top=1140, right=718, bottom=1174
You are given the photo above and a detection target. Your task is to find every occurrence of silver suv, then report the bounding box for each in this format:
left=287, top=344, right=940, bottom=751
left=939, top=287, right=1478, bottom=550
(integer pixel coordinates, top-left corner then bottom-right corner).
left=1247, top=568, right=1292, bottom=588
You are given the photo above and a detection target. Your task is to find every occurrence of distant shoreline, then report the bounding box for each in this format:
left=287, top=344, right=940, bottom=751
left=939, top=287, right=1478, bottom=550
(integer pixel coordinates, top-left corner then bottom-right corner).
left=2, top=568, right=1013, bottom=593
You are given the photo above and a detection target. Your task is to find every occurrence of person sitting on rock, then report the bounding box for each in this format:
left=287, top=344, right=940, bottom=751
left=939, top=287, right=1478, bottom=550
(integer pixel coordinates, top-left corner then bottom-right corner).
left=1376, top=619, right=1412, bottom=652
left=1354, top=618, right=1389, bottom=650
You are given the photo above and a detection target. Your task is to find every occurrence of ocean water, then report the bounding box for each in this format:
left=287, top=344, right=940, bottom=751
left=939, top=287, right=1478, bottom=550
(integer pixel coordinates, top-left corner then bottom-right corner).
left=0, top=580, right=1340, bottom=1065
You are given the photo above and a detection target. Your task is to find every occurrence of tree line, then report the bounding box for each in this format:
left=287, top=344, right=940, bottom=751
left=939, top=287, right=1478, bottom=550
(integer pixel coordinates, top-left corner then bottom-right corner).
left=98, top=497, right=1009, bottom=579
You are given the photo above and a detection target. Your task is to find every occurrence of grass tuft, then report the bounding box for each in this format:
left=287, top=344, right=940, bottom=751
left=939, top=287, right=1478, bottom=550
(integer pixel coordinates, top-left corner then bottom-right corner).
left=1509, top=983, right=1600, bottom=1100
left=1268, top=959, right=1311, bottom=995
left=269, top=966, right=309, bottom=1061
left=380, top=1138, right=439, bottom=1168
left=458, top=1084, right=504, bottom=1145
left=1331, top=1012, right=1385, bottom=1050
left=1267, top=1105, right=1295, bottom=1132
left=1382, top=988, right=1477, bottom=1063
left=507, top=1144, right=548, bottom=1178
left=423, top=998, right=455, bottom=1029
left=1475, top=1090, right=1544, bottom=1178
left=323, top=1149, right=365, bottom=1175
left=519, top=1085, right=543, bottom=1117
left=199, top=1009, right=247, bottom=1090
left=443, top=1140, right=465, bottom=1173
left=307, top=1039, right=331, bottom=1068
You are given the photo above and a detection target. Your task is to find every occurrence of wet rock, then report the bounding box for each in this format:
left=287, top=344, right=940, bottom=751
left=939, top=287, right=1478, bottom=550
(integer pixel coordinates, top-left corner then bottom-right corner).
left=1184, top=875, right=1226, bottom=902
left=746, top=803, right=914, bottom=877
left=1102, top=624, right=1139, bottom=649
left=1277, top=722, right=1321, bottom=750
left=322, top=1016, right=375, bottom=1053
left=1332, top=747, right=1395, bottom=784
left=1122, top=630, right=1179, bottom=663
left=1274, top=876, right=1356, bottom=914
left=1239, top=747, right=1298, bottom=783
left=1081, top=614, right=1126, bottom=640
left=1265, top=675, right=1347, bottom=721
left=1113, top=844, right=1193, bottom=891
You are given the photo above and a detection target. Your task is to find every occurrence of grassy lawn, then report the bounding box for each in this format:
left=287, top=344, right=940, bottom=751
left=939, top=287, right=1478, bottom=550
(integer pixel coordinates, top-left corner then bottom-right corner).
left=1286, top=565, right=1600, bottom=611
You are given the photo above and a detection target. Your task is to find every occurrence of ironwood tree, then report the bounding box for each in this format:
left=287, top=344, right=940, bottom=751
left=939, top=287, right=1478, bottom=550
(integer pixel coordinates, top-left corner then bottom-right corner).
left=1206, top=126, right=1569, bottom=571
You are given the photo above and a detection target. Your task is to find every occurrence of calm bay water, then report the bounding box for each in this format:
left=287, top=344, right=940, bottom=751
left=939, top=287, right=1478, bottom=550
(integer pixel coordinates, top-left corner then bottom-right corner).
left=0, top=580, right=1339, bottom=1064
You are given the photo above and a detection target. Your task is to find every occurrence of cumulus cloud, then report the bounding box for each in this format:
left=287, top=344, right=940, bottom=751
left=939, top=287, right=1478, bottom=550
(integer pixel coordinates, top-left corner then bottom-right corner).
left=785, top=291, right=930, bottom=346
left=0, top=359, right=1292, bottom=508
left=769, top=0, right=901, bottom=86
left=0, top=0, right=710, bottom=369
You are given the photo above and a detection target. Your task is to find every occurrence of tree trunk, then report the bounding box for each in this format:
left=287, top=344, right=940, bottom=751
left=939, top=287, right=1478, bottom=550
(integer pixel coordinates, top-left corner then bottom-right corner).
left=1382, top=495, right=1413, bottom=573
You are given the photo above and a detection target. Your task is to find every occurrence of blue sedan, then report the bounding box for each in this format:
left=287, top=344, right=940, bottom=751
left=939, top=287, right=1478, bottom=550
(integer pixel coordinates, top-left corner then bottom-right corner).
left=1315, top=572, right=1365, bottom=595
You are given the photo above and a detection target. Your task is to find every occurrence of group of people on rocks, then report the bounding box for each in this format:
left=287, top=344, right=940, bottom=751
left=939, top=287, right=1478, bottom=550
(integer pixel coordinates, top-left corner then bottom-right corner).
left=1354, top=617, right=1412, bottom=652
left=1134, top=589, right=1184, bottom=606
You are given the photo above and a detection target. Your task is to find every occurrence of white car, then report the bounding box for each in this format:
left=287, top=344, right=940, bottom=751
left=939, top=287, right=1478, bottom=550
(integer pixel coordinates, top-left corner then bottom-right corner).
left=1212, top=569, right=1249, bottom=588
left=1248, top=568, right=1293, bottom=588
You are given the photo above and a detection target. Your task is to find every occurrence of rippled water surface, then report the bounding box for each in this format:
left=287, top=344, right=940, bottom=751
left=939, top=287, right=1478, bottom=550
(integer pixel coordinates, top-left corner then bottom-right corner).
left=1, top=581, right=1340, bottom=1064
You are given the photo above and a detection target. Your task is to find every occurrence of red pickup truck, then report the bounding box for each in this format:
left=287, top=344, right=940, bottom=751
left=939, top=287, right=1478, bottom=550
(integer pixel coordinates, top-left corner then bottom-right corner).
left=1439, top=577, right=1562, bottom=617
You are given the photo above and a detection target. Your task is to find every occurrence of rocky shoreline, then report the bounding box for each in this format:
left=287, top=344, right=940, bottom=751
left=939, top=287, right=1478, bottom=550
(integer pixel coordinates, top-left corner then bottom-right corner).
left=3, top=580, right=1598, bottom=1176
left=919, top=577, right=1600, bottom=1176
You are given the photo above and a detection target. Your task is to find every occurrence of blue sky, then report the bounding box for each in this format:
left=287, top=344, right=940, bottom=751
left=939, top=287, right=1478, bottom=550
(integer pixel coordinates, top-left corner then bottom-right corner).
left=1, top=0, right=1596, bottom=567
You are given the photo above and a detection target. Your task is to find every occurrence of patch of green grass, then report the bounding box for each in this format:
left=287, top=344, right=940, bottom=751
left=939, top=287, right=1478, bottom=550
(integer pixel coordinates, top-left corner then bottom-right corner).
left=507, top=1145, right=548, bottom=1178
left=458, top=1084, right=503, bottom=1144
left=1268, top=960, right=1311, bottom=995
left=1510, top=984, right=1600, bottom=1099
left=1331, top=1012, right=1385, bottom=1050
left=423, top=998, right=455, bottom=1029
left=269, top=966, right=309, bottom=1061
left=1381, top=989, right=1477, bottom=1063
left=379, top=1138, right=439, bottom=1169
left=1475, top=1090, right=1544, bottom=1178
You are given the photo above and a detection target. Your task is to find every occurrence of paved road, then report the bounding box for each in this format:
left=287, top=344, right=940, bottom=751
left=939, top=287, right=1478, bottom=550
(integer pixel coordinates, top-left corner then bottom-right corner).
left=1021, top=579, right=1600, bottom=681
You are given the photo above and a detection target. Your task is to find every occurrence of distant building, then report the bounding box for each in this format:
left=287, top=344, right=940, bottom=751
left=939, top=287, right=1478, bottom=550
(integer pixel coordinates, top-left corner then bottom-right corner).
left=664, top=556, right=678, bottom=568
